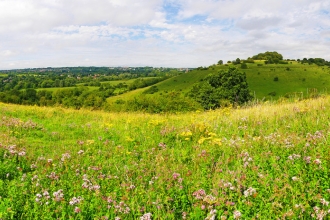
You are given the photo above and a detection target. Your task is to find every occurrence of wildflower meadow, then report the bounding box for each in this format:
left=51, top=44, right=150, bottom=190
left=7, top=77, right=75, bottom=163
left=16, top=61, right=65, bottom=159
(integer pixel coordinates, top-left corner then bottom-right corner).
left=0, top=97, right=330, bottom=219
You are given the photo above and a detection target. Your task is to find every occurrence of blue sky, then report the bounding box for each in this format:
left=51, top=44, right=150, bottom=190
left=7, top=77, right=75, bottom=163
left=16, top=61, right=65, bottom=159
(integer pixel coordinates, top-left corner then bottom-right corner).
left=0, top=0, right=330, bottom=69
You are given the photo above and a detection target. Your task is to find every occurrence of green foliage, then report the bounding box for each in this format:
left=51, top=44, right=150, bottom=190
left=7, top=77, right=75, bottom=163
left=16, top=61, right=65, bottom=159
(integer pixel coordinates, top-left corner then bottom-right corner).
left=241, top=63, right=248, bottom=69
left=252, top=51, right=283, bottom=63
left=142, top=85, right=159, bottom=94
left=128, top=77, right=167, bottom=90
left=301, top=58, right=330, bottom=66
left=188, top=68, right=252, bottom=109
left=109, top=92, right=201, bottom=113
left=268, top=91, right=276, bottom=96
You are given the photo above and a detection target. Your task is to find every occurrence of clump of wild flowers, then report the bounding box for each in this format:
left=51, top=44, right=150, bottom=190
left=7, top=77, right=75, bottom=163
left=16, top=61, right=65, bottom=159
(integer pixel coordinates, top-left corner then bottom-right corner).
left=288, top=154, right=301, bottom=161
left=233, top=210, right=242, bottom=219
left=205, top=209, right=217, bottom=220
left=304, top=156, right=311, bottom=164
left=36, top=191, right=51, bottom=205
left=158, top=142, right=166, bottom=149
left=61, top=153, right=71, bottom=162
left=240, top=151, right=253, bottom=167
left=172, top=172, right=180, bottom=180
left=47, top=172, right=59, bottom=180
left=203, top=195, right=216, bottom=204
left=114, top=201, right=130, bottom=214
left=311, top=206, right=328, bottom=220
left=193, top=189, right=206, bottom=200
left=140, top=213, right=152, bottom=220
left=53, top=189, right=64, bottom=202
left=320, top=198, right=329, bottom=207
left=74, top=206, right=81, bottom=213
left=244, top=187, right=257, bottom=197
left=69, top=196, right=83, bottom=205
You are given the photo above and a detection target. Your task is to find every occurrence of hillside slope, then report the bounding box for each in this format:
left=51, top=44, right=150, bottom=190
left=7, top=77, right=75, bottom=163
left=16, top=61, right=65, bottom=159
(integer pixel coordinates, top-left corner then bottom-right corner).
left=108, top=61, right=330, bottom=103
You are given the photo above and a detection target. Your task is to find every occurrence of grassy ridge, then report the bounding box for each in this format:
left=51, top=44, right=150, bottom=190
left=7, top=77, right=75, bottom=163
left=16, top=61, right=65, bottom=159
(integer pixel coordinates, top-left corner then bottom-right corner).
left=0, top=97, right=330, bottom=218
left=108, top=62, right=330, bottom=103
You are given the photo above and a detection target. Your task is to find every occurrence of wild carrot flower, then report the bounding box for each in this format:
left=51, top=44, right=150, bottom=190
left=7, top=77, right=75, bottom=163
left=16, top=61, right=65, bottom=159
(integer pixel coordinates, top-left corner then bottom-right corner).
left=74, top=206, right=81, bottom=213
left=205, top=209, right=217, bottom=220
left=18, top=151, right=26, bottom=156
left=158, top=142, right=167, bottom=149
left=244, top=187, right=256, bottom=197
left=35, top=193, right=42, bottom=203
left=320, top=198, right=329, bottom=206
left=292, top=176, right=299, bottom=181
left=61, top=153, right=71, bottom=162
left=21, top=173, right=27, bottom=181
left=314, top=159, right=322, bottom=165
left=233, top=210, right=241, bottom=219
left=140, top=213, right=152, bottom=220
left=43, top=191, right=50, bottom=200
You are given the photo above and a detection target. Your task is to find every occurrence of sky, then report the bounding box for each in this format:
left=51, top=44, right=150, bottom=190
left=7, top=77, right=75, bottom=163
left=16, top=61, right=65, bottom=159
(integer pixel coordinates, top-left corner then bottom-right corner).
left=0, top=0, right=330, bottom=69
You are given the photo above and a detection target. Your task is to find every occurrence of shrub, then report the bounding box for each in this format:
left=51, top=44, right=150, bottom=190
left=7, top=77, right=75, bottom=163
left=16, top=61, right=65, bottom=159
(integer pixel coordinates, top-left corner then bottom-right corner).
left=187, top=67, right=252, bottom=109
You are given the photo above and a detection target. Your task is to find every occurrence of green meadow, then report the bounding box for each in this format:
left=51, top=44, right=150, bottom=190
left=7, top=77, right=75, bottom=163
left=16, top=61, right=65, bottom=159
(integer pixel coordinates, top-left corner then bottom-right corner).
left=1, top=96, right=330, bottom=219
left=108, top=62, right=330, bottom=103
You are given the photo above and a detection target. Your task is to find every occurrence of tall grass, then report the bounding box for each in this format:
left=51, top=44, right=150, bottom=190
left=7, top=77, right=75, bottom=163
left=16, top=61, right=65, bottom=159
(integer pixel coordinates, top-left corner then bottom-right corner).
left=0, top=97, right=330, bottom=219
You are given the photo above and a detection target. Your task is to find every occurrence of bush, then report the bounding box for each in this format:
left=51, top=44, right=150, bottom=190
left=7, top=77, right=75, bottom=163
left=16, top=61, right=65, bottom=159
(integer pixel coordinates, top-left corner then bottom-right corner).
left=187, top=67, right=252, bottom=109
left=274, top=76, right=279, bottom=81
left=241, top=63, right=248, bottom=69
left=143, top=86, right=159, bottom=94
left=268, top=91, right=276, bottom=96
left=123, top=92, right=202, bottom=113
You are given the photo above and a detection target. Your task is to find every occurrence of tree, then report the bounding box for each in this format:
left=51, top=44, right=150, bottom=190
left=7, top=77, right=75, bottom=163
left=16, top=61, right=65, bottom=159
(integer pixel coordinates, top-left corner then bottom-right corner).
left=187, top=67, right=252, bottom=109
left=252, top=51, right=283, bottom=62
left=217, top=60, right=223, bottom=65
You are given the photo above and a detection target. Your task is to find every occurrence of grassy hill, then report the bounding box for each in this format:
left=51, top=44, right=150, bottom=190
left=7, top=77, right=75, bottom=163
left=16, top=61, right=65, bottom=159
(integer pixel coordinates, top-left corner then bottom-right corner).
left=108, top=61, right=330, bottom=103
left=1, top=97, right=330, bottom=218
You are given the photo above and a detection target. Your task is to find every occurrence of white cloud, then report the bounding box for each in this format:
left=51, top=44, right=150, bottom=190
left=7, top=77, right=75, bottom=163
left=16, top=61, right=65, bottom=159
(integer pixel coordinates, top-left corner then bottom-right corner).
left=0, top=0, right=330, bottom=69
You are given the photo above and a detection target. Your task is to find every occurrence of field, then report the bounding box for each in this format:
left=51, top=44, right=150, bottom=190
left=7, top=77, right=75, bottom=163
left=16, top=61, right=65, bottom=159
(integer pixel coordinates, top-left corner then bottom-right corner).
left=35, top=86, right=99, bottom=92
left=1, top=96, right=330, bottom=219
left=108, top=62, right=330, bottom=103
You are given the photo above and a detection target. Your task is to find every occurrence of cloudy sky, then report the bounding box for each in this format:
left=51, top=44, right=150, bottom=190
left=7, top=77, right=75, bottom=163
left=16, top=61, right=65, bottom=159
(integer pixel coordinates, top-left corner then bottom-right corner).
left=0, top=0, right=330, bottom=69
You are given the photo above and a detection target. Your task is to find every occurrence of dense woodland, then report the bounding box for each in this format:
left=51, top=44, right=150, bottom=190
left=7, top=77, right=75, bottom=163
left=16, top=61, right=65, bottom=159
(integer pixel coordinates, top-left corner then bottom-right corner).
left=0, top=67, right=184, bottom=110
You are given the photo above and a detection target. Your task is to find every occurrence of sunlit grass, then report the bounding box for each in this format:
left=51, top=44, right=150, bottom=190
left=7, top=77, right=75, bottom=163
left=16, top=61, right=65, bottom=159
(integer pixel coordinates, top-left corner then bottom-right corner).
left=0, top=97, right=330, bottom=219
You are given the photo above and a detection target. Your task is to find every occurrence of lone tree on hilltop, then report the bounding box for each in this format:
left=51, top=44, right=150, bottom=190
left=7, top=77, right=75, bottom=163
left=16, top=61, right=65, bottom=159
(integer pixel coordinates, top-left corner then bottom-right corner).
left=188, top=67, right=252, bottom=109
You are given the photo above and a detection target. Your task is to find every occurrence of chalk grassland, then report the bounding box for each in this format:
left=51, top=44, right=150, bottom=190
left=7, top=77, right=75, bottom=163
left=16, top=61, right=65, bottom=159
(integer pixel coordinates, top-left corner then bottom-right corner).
left=0, top=97, right=330, bottom=219
left=108, top=62, right=330, bottom=103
